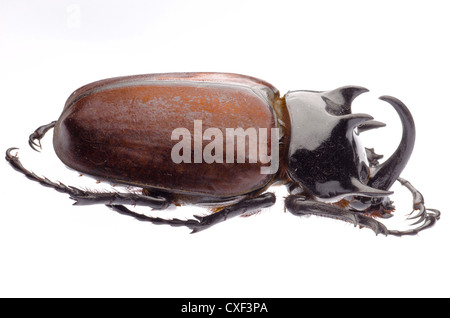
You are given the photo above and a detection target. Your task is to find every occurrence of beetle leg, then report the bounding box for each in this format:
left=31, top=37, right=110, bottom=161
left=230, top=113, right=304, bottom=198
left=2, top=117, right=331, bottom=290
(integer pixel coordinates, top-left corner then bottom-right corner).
left=106, top=204, right=201, bottom=228
left=107, top=192, right=276, bottom=233
left=285, top=195, right=390, bottom=236
left=28, top=121, right=57, bottom=151
left=5, top=147, right=170, bottom=209
left=190, top=193, right=276, bottom=233
left=286, top=180, right=440, bottom=236
left=387, top=177, right=441, bottom=236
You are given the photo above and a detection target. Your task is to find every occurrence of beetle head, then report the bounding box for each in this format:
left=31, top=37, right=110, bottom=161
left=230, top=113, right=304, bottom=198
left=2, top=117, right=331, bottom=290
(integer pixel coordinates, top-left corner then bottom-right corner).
left=285, top=86, right=415, bottom=206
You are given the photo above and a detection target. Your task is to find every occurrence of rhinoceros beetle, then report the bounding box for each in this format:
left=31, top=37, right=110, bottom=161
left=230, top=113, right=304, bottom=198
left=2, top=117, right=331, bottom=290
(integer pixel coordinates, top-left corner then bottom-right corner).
left=5, top=73, right=440, bottom=235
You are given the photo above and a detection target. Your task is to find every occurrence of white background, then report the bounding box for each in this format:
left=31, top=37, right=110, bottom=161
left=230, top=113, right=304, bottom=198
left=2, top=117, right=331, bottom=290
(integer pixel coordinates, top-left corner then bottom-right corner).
left=1, top=0, right=449, bottom=297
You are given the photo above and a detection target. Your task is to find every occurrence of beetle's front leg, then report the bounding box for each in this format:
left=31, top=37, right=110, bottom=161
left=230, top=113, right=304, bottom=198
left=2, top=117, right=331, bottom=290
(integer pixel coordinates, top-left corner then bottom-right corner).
left=108, top=192, right=276, bottom=233
left=387, top=177, right=441, bottom=236
left=285, top=195, right=390, bottom=236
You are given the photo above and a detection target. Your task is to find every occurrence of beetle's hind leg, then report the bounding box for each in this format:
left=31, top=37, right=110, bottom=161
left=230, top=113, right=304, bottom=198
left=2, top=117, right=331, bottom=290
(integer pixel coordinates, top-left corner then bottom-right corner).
left=107, top=192, right=276, bottom=233
left=29, top=120, right=57, bottom=151
left=6, top=148, right=275, bottom=230
left=5, top=147, right=170, bottom=210
left=285, top=195, right=390, bottom=236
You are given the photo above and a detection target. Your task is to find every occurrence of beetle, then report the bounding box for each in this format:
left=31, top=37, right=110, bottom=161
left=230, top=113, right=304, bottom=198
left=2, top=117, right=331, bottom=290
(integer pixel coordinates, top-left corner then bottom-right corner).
left=5, top=72, right=440, bottom=235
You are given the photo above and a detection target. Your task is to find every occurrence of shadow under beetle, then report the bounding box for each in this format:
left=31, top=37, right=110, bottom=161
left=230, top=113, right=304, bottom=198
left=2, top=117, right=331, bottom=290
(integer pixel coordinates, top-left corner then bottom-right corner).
left=5, top=73, right=440, bottom=235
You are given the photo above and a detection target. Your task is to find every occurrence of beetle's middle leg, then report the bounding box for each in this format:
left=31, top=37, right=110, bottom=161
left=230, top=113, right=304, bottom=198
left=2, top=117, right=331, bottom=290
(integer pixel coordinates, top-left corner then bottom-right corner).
left=107, top=192, right=276, bottom=233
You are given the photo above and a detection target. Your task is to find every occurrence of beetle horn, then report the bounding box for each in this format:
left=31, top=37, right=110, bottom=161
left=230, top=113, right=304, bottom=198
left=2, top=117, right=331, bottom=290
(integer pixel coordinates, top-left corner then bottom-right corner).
left=340, top=113, right=374, bottom=130
left=324, top=86, right=369, bottom=115
left=358, top=120, right=386, bottom=133
left=365, top=147, right=383, bottom=167
left=368, top=96, right=415, bottom=190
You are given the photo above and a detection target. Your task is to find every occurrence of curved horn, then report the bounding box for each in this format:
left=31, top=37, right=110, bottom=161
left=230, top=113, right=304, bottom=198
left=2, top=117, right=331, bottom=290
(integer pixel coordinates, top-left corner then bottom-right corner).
left=368, top=96, right=416, bottom=190
left=323, top=86, right=369, bottom=115
left=358, top=120, right=386, bottom=133
left=341, top=113, right=374, bottom=130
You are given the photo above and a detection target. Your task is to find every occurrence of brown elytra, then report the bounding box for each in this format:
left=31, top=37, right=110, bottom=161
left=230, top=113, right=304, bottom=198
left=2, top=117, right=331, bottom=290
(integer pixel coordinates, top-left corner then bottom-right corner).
left=53, top=73, right=285, bottom=198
